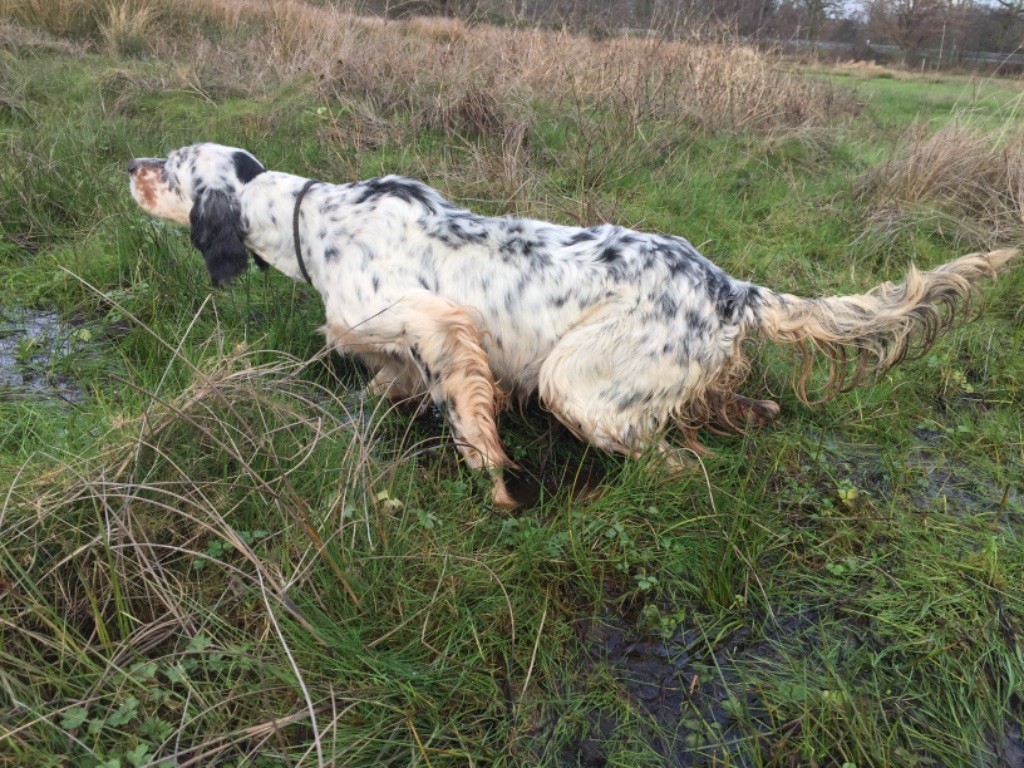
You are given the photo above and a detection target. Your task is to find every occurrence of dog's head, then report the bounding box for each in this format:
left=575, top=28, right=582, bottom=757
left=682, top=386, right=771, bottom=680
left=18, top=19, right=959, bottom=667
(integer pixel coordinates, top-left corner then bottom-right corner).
left=128, top=143, right=267, bottom=286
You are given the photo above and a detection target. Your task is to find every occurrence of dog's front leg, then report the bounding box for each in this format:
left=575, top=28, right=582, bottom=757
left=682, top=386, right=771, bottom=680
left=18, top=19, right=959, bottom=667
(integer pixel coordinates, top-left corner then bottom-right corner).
left=326, top=295, right=517, bottom=509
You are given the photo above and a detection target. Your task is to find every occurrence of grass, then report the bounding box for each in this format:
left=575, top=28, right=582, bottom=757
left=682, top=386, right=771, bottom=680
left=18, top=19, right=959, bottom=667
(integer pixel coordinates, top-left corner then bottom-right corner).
left=803, top=61, right=1024, bottom=131
left=1, top=6, right=1023, bottom=767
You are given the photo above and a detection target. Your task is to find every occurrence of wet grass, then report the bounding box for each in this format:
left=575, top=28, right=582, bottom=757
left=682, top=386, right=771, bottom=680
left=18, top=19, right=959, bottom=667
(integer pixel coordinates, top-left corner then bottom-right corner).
left=1, top=11, right=1024, bottom=768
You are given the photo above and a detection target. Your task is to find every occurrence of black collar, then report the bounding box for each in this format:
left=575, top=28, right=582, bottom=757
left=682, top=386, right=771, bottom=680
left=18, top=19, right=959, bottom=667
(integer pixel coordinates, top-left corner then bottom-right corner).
left=292, top=179, right=320, bottom=285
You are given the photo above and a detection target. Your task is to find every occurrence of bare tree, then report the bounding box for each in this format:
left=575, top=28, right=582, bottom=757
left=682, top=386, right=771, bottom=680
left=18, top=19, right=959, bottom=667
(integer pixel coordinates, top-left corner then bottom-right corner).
left=800, top=0, right=842, bottom=39
left=993, top=0, right=1024, bottom=19
left=867, top=0, right=946, bottom=55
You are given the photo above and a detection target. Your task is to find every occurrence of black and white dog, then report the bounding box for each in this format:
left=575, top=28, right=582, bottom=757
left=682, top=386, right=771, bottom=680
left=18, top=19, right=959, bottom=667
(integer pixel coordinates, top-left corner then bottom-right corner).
left=128, top=143, right=1018, bottom=507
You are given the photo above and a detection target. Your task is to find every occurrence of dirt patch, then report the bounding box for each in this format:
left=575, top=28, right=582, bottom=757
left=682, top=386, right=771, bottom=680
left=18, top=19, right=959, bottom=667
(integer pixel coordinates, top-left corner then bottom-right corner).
left=553, top=428, right=1022, bottom=765
left=559, top=607, right=823, bottom=766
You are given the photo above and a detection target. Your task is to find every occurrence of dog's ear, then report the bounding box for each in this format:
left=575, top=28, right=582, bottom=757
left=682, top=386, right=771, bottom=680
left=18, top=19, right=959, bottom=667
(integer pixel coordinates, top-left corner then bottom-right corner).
left=189, top=188, right=249, bottom=287
left=232, top=150, right=266, bottom=184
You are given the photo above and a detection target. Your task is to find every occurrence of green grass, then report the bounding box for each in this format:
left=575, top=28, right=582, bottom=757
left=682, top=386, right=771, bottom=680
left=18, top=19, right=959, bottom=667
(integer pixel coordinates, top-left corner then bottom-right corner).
left=2, top=14, right=1024, bottom=768
left=816, top=66, right=1024, bottom=131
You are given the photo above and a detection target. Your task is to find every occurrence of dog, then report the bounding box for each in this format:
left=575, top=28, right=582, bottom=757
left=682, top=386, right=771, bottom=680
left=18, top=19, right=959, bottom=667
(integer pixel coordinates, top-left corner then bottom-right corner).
left=128, top=143, right=1019, bottom=507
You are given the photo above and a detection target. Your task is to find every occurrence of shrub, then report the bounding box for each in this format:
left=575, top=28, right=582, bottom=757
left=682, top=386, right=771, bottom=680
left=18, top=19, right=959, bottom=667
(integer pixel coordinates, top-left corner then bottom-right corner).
left=857, top=118, right=1024, bottom=248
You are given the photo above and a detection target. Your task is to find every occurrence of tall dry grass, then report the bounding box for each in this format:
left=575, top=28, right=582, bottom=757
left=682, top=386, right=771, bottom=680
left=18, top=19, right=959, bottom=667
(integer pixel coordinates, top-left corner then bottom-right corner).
left=0, top=331, right=430, bottom=763
left=265, top=10, right=855, bottom=135
left=99, top=0, right=159, bottom=56
left=0, top=0, right=90, bottom=37
left=1, top=0, right=857, bottom=136
left=857, top=119, right=1024, bottom=248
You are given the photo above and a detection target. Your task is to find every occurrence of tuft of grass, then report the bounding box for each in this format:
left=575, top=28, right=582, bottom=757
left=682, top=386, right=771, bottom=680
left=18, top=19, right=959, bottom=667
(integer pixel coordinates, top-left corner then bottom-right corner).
left=857, top=117, right=1024, bottom=249
left=98, top=0, right=158, bottom=57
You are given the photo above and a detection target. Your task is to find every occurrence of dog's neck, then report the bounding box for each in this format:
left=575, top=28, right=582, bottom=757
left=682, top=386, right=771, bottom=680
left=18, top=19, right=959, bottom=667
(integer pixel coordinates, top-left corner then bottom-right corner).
left=240, top=172, right=325, bottom=289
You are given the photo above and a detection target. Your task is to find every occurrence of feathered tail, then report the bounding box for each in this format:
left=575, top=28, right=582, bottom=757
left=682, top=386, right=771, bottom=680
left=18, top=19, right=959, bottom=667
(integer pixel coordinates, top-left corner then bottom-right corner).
left=755, top=248, right=1020, bottom=403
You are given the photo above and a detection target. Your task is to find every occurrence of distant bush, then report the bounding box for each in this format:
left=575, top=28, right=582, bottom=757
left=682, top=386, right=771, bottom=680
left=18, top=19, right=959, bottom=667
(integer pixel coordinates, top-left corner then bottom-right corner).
left=857, top=118, right=1024, bottom=249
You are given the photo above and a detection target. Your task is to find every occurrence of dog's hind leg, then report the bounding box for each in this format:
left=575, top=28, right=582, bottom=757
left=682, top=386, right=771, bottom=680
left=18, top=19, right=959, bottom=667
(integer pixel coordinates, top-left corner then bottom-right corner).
left=538, top=308, right=753, bottom=470
left=703, top=391, right=781, bottom=433
left=728, top=394, right=780, bottom=427
left=326, top=294, right=516, bottom=508
left=538, top=310, right=706, bottom=460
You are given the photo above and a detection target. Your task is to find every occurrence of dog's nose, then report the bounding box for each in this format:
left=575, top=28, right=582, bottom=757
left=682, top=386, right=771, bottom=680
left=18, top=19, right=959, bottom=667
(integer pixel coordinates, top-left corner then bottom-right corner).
left=128, top=158, right=142, bottom=174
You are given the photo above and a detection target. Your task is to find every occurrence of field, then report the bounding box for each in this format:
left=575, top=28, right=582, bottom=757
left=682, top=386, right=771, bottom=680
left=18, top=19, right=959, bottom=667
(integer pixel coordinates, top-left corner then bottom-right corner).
left=1, top=3, right=1023, bottom=766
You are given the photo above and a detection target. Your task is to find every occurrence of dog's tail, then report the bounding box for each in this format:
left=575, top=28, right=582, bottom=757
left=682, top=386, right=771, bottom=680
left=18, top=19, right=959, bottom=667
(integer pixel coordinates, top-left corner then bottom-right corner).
left=753, top=248, right=1020, bottom=403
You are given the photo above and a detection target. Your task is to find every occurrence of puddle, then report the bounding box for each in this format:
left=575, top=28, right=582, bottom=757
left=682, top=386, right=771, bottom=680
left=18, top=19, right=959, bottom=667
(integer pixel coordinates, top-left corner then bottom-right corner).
left=0, top=307, right=86, bottom=403
left=986, top=721, right=1024, bottom=768
left=903, top=435, right=1021, bottom=532
left=909, top=456, right=1018, bottom=521
left=779, top=430, right=1021, bottom=533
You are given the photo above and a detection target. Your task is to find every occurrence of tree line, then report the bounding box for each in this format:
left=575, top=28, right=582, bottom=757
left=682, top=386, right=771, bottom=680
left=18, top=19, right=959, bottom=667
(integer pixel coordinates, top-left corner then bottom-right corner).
left=359, top=0, right=1024, bottom=66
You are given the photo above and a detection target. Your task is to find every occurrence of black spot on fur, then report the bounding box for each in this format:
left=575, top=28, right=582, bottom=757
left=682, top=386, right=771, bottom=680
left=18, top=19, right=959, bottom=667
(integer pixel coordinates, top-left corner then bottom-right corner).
left=423, top=214, right=487, bottom=249
left=714, top=282, right=738, bottom=319
left=616, top=391, right=653, bottom=411
left=684, top=309, right=709, bottom=336
left=498, top=235, right=549, bottom=267
left=449, top=215, right=489, bottom=244
left=657, top=239, right=703, bottom=279
left=715, top=281, right=763, bottom=322
left=324, top=246, right=339, bottom=261
left=357, top=243, right=376, bottom=266
left=354, top=177, right=439, bottom=210
left=422, top=212, right=491, bottom=249
left=232, top=151, right=266, bottom=184
left=162, top=164, right=178, bottom=195
left=565, top=229, right=598, bottom=246
left=657, top=293, right=678, bottom=318
left=499, top=238, right=522, bottom=261
left=501, top=273, right=531, bottom=313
